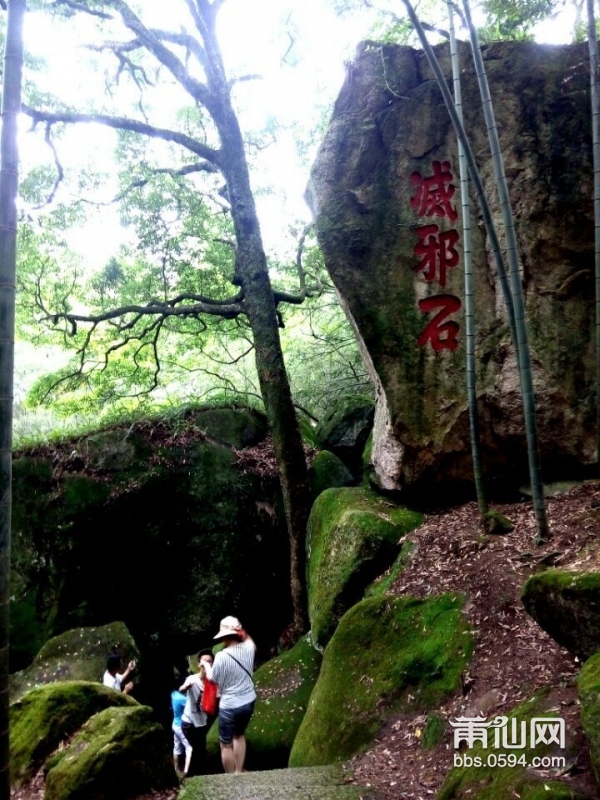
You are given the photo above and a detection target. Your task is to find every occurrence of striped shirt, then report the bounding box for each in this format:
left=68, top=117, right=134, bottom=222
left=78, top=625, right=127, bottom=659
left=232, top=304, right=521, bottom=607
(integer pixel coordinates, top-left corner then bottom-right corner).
left=211, top=639, right=256, bottom=710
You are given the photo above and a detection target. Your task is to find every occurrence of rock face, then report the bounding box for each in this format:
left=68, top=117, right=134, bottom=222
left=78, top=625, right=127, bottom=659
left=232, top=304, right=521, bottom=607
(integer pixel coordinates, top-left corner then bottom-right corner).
left=10, top=408, right=289, bottom=674
left=289, top=594, right=471, bottom=767
left=10, top=621, right=139, bottom=702
left=522, top=569, right=600, bottom=660
left=306, top=487, right=422, bottom=649
left=308, top=41, right=596, bottom=494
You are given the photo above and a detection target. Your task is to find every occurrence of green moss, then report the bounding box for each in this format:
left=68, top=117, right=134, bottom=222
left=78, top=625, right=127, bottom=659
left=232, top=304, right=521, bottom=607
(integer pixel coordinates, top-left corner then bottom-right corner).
left=308, top=451, right=354, bottom=500
left=482, top=510, right=514, bottom=535
left=365, top=539, right=417, bottom=597
left=10, top=681, right=136, bottom=785
left=44, top=704, right=176, bottom=800
left=207, top=635, right=322, bottom=771
left=289, top=594, right=472, bottom=766
left=522, top=570, right=600, bottom=659
left=437, top=694, right=585, bottom=800
left=307, top=487, right=423, bottom=648
left=10, top=621, right=139, bottom=702
left=578, top=652, right=600, bottom=783
left=422, top=712, right=445, bottom=749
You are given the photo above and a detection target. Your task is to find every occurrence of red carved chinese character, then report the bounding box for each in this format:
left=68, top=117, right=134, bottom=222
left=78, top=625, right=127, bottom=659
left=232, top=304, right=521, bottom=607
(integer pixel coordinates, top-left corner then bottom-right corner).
left=410, top=160, right=458, bottom=221
left=413, top=225, right=459, bottom=287
left=417, top=294, right=462, bottom=351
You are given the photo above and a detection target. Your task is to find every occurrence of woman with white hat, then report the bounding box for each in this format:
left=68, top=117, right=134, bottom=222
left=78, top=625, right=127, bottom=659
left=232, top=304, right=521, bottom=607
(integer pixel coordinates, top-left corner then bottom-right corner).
left=211, top=615, right=256, bottom=774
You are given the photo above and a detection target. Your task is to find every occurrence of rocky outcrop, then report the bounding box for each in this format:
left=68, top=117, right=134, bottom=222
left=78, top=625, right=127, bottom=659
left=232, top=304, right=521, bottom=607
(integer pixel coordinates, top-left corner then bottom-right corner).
left=10, top=621, right=139, bottom=702
left=10, top=681, right=137, bottom=786
left=289, top=594, right=471, bottom=766
left=522, top=570, right=600, bottom=660
left=306, top=487, right=422, bottom=649
left=314, top=396, right=375, bottom=476
left=308, top=40, right=596, bottom=494
left=10, top=407, right=289, bottom=673
left=44, top=705, right=176, bottom=800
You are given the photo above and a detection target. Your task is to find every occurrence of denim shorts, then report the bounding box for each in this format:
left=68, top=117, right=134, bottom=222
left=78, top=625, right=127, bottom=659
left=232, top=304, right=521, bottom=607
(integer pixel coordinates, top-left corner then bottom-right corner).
left=218, top=701, right=255, bottom=744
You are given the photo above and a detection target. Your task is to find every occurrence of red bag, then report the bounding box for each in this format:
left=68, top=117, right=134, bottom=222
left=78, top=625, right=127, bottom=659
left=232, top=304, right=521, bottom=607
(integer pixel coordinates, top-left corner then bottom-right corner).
left=200, top=679, right=218, bottom=715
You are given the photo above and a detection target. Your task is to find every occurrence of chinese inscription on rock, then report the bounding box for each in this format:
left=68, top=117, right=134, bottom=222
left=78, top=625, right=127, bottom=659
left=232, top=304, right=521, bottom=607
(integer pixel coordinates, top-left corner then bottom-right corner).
left=410, top=160, right=462, bottom=352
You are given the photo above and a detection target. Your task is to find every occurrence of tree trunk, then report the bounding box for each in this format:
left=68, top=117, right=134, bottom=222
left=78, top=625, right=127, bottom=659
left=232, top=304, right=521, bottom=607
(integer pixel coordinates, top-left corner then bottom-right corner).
left=0, top=1, right=26, bottom=796
left=199, top=4, right=310, bottom=637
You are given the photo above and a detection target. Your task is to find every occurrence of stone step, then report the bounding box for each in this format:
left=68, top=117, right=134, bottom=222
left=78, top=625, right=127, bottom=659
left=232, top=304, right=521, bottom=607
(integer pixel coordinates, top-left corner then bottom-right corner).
left=178, top=764, right=381, bottom=799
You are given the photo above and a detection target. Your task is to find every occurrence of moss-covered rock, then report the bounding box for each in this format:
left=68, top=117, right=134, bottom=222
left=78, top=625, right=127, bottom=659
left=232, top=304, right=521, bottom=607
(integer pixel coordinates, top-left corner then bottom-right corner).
left=308, top=451, right=355, bottom=500
left=307, top=487, right=423, bottom=648
left=521, top=570, right=600, bottom=659
left=178, top=764, right=378, bottom=800
left=437, top=693, right=588, bottom=799
left=44, top=704, right=176, bottom=800
left=189, top=406, right=268, bottom=449
left=10, top=680, right=137, bottom=786
left=578, top=652, right=600, bottom=784
left=10, top=409, right=289, bottom=673
left=289, top=593, right=472, bottom=766
left=10, top=621, right=139, bottom=702
left=207, top=635, right=322, bottom=771
left=314, top=396, right=375, bottom=475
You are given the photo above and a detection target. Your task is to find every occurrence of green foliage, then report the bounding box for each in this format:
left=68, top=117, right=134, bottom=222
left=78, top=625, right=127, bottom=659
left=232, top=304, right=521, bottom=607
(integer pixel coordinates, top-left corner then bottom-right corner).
left=478, top=0, right=559, bottom=42
left=289, top=594, right=472, bottom=766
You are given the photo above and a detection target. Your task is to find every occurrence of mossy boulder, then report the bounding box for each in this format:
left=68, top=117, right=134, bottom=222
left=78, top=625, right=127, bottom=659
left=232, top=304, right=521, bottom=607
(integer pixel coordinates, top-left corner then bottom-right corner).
left=307, top=487, right=423, bottom=648
left=289, top=593, right=472, bottom=766
left=10, top=621, right=139, bottom=702
left=188, top=406, right=268, bottom=448
left=578, top=652, right=600, bottom=783
left=314, top=396, right=375, bottom=475
left=44, top=704, right=176, bottom=800
left=522, top=570, right=600, bottom=659
left=11, top=408, right=289, bottom=671
left=10, top=680, right=137, bottom=786
left=438, top=693, right=588, bottom=799
left=308, top=451, right=355, bottom=500
left=207, top=635, right=323, bottom=771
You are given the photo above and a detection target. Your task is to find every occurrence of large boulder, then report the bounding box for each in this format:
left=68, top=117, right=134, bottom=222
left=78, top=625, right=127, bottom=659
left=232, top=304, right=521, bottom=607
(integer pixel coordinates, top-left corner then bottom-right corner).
left=289, top=594, right=471, bottom=766
left=10, top=407, right=289, bottom=671
left=308, top=40, right=596, bottom=495
left=308, top=451, right=355, bottom=501
left=307, top=487, right=423, bottom=648
left=207, top=634, right=322, bottom=771
left=521, top=570, right=600, bottom=660
left=10, top=621, right=139, bottom=702
left=10, top=681, right=136, bottom=786
left=314, top=396, right=375, bottom=475
left=43, top=704, right=176, bottom=800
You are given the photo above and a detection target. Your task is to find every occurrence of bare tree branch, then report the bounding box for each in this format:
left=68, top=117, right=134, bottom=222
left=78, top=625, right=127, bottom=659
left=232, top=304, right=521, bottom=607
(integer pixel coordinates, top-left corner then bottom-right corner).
left=33, top=124, right=65, bottom=209
left=109, top=0, right=217, bottom=111
left=51, top=0, right=113, bottom=20
left=22, top=105, right=223, bottom=167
